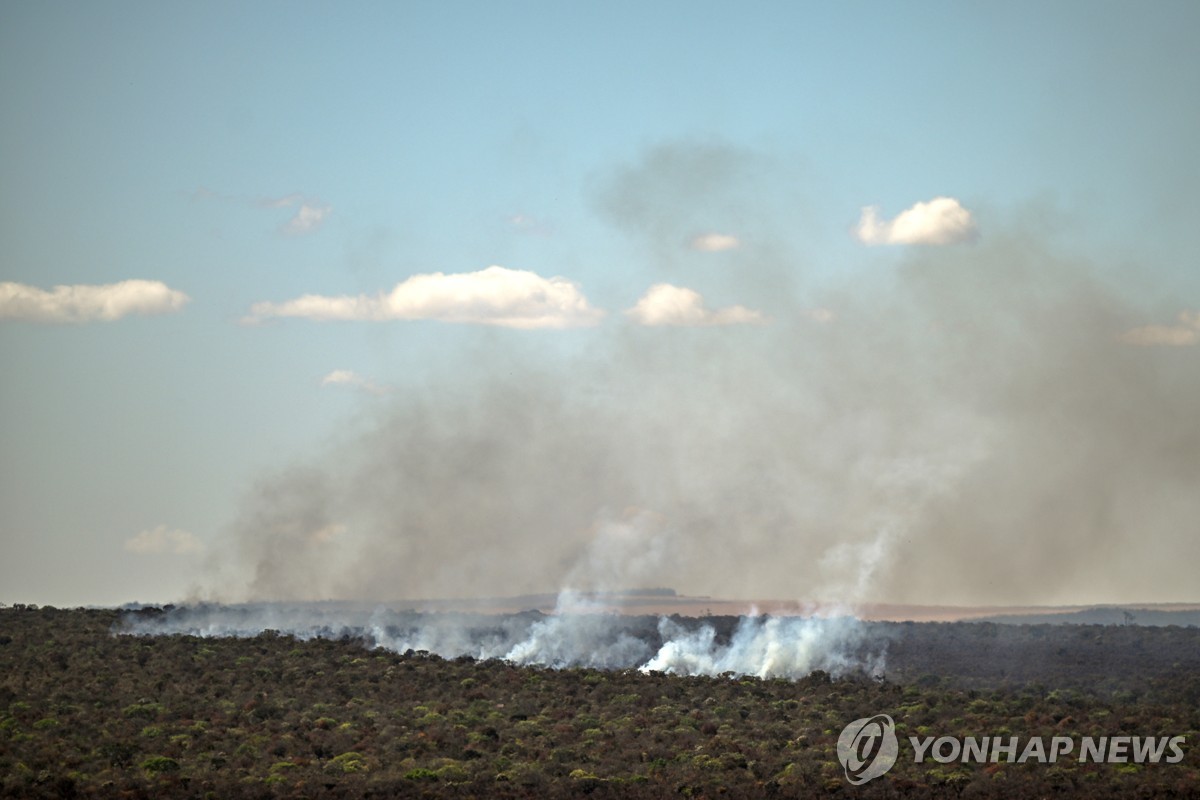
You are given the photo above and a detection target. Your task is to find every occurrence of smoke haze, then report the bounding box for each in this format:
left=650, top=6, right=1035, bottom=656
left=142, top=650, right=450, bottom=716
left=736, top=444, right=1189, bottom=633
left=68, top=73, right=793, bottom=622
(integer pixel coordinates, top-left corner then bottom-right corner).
left=195, top=143, right=1199, bottom=612
left=122, top=600, right=884, bottom=680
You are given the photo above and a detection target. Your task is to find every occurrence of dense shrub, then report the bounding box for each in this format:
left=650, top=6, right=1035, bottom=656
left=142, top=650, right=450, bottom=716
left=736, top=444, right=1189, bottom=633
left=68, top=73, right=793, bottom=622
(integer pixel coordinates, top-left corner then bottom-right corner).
left=0, top=606, right=1198, bottom=798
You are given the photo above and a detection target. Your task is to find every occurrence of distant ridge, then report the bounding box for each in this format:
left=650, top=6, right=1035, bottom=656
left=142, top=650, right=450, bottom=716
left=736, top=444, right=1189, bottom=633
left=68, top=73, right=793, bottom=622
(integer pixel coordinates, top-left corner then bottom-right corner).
left=334, top=593, right=1200, bottom=624
left=978, top=606, right=1200, bottom=627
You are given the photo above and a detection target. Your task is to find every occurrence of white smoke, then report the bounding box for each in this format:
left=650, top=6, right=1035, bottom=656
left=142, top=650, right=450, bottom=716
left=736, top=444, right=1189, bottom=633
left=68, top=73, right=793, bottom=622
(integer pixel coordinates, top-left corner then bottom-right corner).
left=500, top=600, right=656, bottom=670
left=642, top=612, right=882, bottom=679
left=119, top=601, right=884, bottom=679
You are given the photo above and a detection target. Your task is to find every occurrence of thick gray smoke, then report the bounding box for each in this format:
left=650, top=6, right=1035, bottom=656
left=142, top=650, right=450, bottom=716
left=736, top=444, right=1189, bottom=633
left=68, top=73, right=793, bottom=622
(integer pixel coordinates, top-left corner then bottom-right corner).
left=197, top=141, right=1198, bottom=628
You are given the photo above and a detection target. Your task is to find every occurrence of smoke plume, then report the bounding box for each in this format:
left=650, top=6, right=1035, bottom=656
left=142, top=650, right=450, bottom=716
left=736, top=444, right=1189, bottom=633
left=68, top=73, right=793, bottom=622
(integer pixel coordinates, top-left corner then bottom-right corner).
left=178, top=142, right=1198, bottom=682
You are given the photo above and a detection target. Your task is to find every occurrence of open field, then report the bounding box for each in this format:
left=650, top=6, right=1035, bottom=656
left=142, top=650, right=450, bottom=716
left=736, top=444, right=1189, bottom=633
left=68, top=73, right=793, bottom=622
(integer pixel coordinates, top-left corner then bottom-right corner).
left=3, top=605, right=1199, bottom=798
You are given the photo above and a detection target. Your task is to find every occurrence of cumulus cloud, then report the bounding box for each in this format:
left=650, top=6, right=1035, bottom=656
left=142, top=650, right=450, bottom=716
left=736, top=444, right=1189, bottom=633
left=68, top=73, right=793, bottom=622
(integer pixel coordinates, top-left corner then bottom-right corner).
left=855, top=196, right=978, bottom=246
left=246, top=266, right=604, bottom=329
left=321, top=369, right=389, bottom=395
left=687, top=232, right=740, bottom=252
left=0, top=280, right=189, bottom=323
left=625, top=283, right=765, bottom=327
left=125, top=525, right=203, bottom=555
left=1120, top=310, right=1200, bottom=346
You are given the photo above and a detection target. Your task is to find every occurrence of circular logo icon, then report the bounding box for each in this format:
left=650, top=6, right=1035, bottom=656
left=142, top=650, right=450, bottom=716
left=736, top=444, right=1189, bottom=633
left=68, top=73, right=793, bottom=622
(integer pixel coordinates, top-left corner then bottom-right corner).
left=837, top=714, right=899, bottom=785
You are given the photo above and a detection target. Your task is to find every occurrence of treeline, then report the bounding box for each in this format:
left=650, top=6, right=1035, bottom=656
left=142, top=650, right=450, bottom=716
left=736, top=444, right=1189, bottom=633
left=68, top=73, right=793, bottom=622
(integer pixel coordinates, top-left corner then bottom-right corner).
left=874, top=620, right=1200, bottom=701
left=1, top=606, right=1198, bottom=798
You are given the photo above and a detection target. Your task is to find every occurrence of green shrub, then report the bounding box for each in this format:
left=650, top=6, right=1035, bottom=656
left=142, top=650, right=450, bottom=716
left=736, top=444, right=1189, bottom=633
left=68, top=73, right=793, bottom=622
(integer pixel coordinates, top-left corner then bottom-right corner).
left=122, top=702, right=167, bottom=719
left=140, top=756, right=180, bottom=774
left=326, top=751, right=368, bottom=773
left=435, top=762, right=469, bottom=781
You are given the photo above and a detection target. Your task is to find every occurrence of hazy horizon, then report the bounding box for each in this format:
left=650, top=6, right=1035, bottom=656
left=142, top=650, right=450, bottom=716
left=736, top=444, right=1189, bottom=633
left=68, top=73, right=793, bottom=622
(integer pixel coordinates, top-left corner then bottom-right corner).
left=3, top=2, right=1199, bottom=609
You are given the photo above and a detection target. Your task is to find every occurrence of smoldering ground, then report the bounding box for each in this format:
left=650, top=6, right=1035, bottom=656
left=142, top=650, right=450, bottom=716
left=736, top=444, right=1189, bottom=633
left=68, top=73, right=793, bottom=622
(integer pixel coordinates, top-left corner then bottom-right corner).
left=165, top=143, right=1198, bottom=677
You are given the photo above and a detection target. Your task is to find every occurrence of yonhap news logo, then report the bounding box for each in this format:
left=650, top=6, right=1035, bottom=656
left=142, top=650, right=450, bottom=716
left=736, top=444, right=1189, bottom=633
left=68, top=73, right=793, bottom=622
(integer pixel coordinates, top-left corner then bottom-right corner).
left=837, top=713, right=1187, bottom=785
left=837, top=714, right=899, bottom=784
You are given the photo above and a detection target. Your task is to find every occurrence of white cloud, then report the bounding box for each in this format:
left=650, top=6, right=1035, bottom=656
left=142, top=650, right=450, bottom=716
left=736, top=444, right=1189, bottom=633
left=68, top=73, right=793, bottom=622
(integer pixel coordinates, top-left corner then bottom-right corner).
left=125, top=525, right=203, bottom=555
left=193, top=189, right=332, bottom=234
left=0, top=280, right=189, bottom=323
left=259, top=193, right=332, bottom=234
left=855, top=196, right=978, bottom=245
left=625, top=283, right=765, bottom=327
left=246, top=265, right=604, bottom=329
left=688, top=232, right=740, bottom=252
left=282, top=202, right=332, bottom=235
left=1120, top=310, right=1200, bottom=346
left=805, top=307, right=836, bottom=323
left=321, top=369, right=388, bottom=395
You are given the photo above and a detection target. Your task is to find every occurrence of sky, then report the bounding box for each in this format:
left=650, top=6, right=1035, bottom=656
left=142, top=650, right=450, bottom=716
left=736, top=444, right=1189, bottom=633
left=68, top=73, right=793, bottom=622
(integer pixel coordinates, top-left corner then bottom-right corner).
left=2, top=0, right=1199, bottom=608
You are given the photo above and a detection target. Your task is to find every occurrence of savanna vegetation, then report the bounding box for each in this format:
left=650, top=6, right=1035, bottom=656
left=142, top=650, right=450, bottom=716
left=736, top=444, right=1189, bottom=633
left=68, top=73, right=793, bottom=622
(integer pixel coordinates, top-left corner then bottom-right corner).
left=1, top=604, right=1198, bottom=798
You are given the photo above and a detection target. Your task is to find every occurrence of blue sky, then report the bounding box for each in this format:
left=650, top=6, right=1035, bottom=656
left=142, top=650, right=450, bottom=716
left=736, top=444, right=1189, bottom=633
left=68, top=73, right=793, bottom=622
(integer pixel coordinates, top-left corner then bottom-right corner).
left=2, top=1, right=1199, bottom=607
